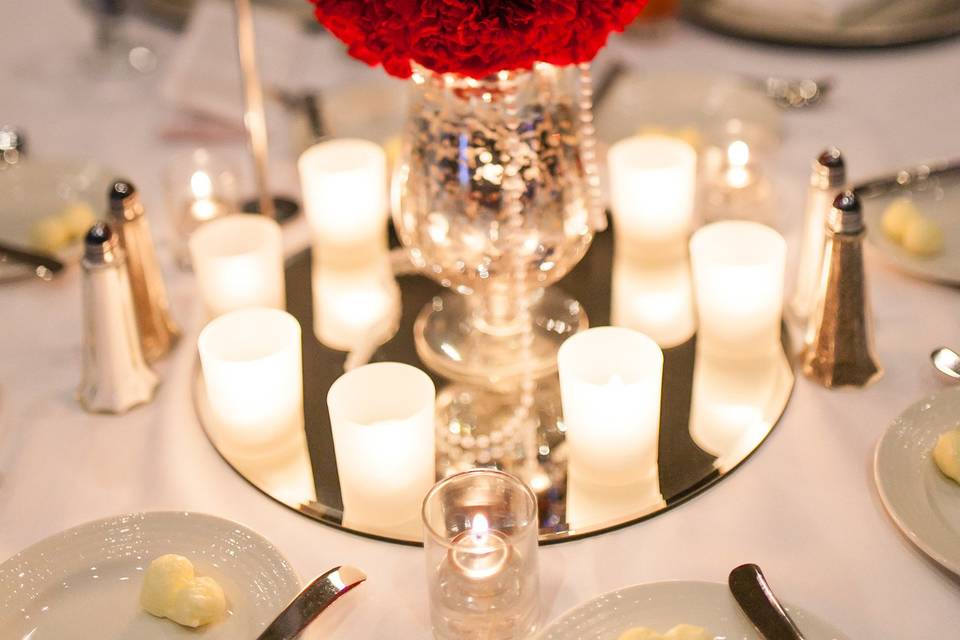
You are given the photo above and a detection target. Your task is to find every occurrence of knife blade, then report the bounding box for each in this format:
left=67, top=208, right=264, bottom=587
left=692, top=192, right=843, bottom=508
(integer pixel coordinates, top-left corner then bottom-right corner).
left=729, top=564, right=806, bottom=640
left=0, top=240, right=65, bottom=281
left=853, top=159, right=960, bottom=199
left=256, top=565, right=366, bottom=640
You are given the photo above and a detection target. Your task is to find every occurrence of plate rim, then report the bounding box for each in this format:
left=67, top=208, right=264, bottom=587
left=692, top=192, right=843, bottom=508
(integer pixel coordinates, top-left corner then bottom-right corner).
left=873, top=387, right=960, bottom=575
left=682, top=0, right=960, bottom=48
left=535, top=578, right=847, bottom=639
left=0, top=510, right=302, bottom=593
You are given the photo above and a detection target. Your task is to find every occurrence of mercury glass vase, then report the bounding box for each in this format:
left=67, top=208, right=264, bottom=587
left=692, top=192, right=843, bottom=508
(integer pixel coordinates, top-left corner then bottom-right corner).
left=393, top=63, right=600, bottom=388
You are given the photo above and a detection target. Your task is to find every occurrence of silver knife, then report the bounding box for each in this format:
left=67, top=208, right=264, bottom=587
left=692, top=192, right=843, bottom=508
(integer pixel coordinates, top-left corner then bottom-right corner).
left=0, top=240, right=65, bottom=281
left=729, top=564, right=806, bottom=640
left=256, top=565, right=367, bottom=640
left=853, top=159, right=960, bottom=199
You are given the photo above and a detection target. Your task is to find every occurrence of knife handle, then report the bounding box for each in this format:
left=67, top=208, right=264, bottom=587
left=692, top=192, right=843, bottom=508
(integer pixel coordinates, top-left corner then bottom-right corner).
left=256, top=565, right=366, bottom=640
left=729, top=564, right=806, bottom=640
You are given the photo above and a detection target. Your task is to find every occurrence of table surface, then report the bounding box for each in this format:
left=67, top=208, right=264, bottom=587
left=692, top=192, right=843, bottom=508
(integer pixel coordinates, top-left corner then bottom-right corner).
left=2, top=2, right=959, bottom=638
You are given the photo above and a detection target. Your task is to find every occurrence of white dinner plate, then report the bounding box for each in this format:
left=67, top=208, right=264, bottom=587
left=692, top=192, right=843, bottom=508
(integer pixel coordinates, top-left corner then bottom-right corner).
left=536, top=580, right=847, bottom=640
left=874, top=387, right=960, bottom=575
left=863, top=186, right=960, bottom=285
left=0, top=158, right=114, bottom=282
left=0, top=511, right=301, bottom=639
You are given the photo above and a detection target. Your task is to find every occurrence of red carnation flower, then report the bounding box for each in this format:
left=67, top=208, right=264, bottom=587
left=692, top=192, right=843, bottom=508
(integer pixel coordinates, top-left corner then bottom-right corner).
left=309, top=0, right=648, bottom=79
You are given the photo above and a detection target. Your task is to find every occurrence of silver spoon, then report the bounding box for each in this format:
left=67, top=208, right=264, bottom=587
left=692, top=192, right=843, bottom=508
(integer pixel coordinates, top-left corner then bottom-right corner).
left=256, top=565, right=366, bottom=640
left=931, top=347, right=960, bottom=380
left=729, top=564, right=806, bottom=640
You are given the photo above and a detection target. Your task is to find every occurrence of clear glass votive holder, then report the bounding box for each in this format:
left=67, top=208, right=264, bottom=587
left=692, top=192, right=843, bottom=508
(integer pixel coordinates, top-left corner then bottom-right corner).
left=198, top=308, right=304, bottom=457
left=165, top=148, right=239, bottom=269
left=328, top=362, right=436, bottom=536
left=422, top=469, right=540, bottom=640
left=298, top=138, right=389, bottom=267
left=558, top=327, right=663, bottom=487
left=189, top=214, right=286, bottom=319
left=608, top=134, right=698, bottom=262
left=690, top=220, right=786, bottom=359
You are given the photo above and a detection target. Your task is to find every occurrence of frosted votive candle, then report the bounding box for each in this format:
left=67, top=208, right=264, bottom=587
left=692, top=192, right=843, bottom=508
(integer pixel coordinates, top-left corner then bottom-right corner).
left=608, top=134, right=698, bottom=260
left=198, top=308, right=304, bottom=455
left=558, top=327, right=663, bottom=487
left=189, top=214, right=285, bottom=318
left=690, top=221, right=786, bottom=358
left=298, top=138, right=388, bottom=265
left=327, top=362, right=436, bottom=533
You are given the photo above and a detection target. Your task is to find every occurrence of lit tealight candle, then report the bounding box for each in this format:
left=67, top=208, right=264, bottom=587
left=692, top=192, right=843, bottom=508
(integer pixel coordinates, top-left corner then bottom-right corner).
left=558, top=327, right=663, bottom=487
left=450, top=514, right=511, bottom=581
left=327, top=362, right=436, bottom=535
left=189, top=214, right=286, bottom=319
left=689, top=221, right=786, bottom=359
left=422, top=470, right=540, bottom=640
left=608, top=134, right=697, bottom=260
left=298, top=138, right=389, bottom=266
left=198, top=308, right=304, bottom=457
left=189, top=170, right=225, bottom=222
left=725, top=140, right=752, bottom=189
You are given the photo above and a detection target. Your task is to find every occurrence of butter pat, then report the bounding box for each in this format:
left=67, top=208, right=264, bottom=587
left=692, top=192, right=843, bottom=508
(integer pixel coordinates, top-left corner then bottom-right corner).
left=140, top=554, right=226, bottom=628
left=933, top=428, right=960, bottom=484
left=618, top=628, right=663, bottom=640
left=30, top=217, right=71, bottom=254
left=881, top=198, right=922, bottom=245
left=618, top=625, right=711, bottom=640
left=664, top=624, right=712, bottom=640
left=902, top=217, right=944, bottom=257
left=170, top=576, right=227, bottom=628
left=59, top=202, right=97, bottom=238
left=140, top=554, right=195, bottom=618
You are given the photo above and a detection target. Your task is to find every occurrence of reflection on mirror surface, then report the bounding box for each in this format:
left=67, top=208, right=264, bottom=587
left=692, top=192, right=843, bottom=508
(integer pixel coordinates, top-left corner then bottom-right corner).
left=611, top=256, right=697, bottom=348
left=311, top=253, right=400, bottom=352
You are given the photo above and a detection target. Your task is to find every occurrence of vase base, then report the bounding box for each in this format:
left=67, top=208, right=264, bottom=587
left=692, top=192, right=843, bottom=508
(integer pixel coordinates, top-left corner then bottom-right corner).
left=413, top=287, right=588, bottom=389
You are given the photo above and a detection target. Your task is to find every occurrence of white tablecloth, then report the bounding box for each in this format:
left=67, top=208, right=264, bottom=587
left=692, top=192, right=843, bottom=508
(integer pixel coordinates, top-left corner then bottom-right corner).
left=2, top=2, right=959, bottom=638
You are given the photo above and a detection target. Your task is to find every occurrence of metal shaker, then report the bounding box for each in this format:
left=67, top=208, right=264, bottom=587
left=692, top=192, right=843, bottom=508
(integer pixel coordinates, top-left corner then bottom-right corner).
left=802, top=191, right=883, bottom=389
left=108, top=180, right=180, bottom=362
left=791, top=148, right=846, bottom=322
left=78, top=223, right=159, bottom=413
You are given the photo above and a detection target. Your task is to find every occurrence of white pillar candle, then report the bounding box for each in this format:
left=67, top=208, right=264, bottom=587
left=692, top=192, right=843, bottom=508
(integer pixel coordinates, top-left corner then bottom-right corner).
left=608, top=134, right=698, bottom=260
left=189, top=214, right=285, bottom=318
left=690, top=221, right=786, bottom=359
left=558, top=327, right=663, bottom=487
left=198, top=308, right=304, bottom=456
left=312, top=254, right=400, bottom=352
left=298, top=138, right=389, bottom=266
left=327, top=362, right=436, bottom=533
left=611, top=256, right=697, bottom=348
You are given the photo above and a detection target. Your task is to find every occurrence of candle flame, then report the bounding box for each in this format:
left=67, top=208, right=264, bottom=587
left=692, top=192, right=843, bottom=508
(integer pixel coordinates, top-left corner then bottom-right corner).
left=471, top=513, right=490, bottom=541
left=727, top=140, right=750, bottom=168
left=190, top=170, right=213, bottom=200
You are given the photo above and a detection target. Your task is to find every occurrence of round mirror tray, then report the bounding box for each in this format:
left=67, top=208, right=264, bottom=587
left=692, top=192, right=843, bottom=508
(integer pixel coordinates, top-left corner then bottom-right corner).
left=194, top=227, right=795, bottom=545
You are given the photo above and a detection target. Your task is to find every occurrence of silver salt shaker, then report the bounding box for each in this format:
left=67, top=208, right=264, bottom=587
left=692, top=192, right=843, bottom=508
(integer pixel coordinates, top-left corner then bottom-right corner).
left=78, top=223, right=159, bottom=414
left=791, top=148, right=846, bottom=322
left=802, top=191, right=883, bottom=389
left=109, top=180, right=180, bottom=362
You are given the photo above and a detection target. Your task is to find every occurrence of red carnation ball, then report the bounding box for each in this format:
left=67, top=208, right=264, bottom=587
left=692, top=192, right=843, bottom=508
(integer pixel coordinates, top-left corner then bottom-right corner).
left=308, top=0, right=649, bottom=79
